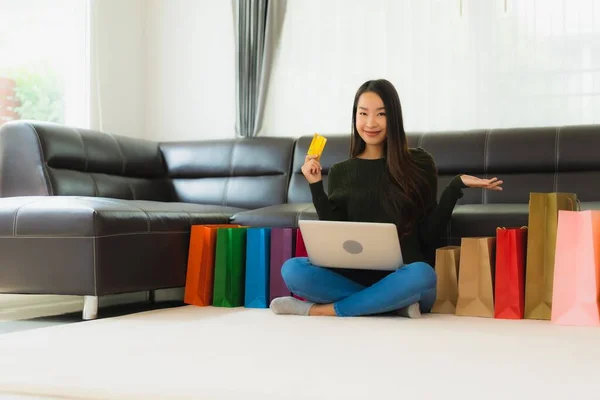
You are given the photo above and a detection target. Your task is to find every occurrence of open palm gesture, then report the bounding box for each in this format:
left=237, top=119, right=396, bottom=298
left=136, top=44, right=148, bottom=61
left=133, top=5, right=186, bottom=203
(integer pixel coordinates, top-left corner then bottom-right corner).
left=460, top=175, right=503, bottom=191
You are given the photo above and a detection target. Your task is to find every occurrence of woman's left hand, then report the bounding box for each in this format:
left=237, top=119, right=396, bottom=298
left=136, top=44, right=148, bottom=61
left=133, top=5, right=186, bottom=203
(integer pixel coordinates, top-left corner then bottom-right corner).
left=460, top=174, right=503, bottom=191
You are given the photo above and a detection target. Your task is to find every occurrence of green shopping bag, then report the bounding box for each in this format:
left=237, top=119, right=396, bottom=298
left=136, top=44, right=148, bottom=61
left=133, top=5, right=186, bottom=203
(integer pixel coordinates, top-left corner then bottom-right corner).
left=213, top=227, right=247, bottom=307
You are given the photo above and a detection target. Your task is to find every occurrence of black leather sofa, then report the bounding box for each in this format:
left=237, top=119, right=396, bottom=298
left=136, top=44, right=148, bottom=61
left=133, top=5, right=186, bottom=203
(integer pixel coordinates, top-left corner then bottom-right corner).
left=1, top=121, right=598, bottom=319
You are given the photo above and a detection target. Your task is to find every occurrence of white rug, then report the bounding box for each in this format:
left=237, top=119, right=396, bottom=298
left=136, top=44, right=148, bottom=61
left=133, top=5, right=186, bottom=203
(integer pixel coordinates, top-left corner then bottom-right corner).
left=0, top=306, right=598, bottom=400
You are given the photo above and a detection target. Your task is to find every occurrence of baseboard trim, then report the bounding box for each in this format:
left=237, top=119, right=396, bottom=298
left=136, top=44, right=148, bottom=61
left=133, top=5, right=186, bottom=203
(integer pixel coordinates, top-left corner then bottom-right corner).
left=0, top=288, right=184, bottom=321
left=0, top=297, right=84, bottom=321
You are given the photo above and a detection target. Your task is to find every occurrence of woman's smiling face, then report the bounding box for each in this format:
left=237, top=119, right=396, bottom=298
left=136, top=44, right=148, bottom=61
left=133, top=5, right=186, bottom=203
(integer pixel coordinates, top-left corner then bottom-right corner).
left=355, top=91, right=387, bottom=148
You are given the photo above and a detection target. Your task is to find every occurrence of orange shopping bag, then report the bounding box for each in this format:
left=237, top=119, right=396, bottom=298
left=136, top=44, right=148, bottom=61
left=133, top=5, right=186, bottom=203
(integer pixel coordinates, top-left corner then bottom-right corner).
left=184, top=224, right=239, bottom=306
left=551, top=210, right=600, bottom=326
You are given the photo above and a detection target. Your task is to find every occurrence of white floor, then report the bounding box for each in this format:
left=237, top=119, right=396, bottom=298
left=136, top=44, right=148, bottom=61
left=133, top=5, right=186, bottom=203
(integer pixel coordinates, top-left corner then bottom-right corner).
left=0, top=306, right=598, bottom=400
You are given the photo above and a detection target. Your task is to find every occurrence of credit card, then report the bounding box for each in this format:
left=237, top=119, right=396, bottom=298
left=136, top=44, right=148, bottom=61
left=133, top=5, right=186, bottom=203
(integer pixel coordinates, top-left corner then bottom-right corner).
left=307, top=133, right=327, bottom=159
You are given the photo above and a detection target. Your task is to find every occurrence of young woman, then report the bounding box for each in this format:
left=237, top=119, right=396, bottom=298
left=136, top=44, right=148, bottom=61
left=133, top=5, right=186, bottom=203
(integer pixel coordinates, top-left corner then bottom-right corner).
left=270, top=79, right=503, bottom=318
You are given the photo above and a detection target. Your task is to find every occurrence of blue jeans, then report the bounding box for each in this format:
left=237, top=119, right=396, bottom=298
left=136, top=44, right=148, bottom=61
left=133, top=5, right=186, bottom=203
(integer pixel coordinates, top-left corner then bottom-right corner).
left=281, top=257, right=437, bottom=317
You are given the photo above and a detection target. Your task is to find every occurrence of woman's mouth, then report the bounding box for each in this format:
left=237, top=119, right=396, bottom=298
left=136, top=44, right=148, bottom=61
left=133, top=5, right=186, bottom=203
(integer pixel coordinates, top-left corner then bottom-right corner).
left=364, top=130, right=381, bottom=137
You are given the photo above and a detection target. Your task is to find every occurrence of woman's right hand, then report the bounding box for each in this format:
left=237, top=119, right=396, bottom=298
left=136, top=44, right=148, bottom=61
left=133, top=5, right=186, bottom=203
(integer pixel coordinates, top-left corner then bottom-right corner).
left=301, top=155, right=322, bottom=184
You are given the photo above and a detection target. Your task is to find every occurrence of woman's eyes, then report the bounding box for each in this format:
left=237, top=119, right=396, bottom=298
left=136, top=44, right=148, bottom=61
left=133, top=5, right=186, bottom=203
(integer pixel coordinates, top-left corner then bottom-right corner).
left=359, top=112, right=386, bottom=116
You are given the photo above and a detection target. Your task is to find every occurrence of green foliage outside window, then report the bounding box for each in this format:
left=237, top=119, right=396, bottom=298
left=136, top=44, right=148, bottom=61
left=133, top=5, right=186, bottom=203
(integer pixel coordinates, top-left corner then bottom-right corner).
left=1, top=61, right=65, bottom=123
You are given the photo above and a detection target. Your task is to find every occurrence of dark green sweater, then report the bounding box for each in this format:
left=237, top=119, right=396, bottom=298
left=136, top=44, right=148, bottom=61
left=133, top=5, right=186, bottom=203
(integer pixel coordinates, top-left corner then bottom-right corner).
left=309, top=148, right=466, bottom=286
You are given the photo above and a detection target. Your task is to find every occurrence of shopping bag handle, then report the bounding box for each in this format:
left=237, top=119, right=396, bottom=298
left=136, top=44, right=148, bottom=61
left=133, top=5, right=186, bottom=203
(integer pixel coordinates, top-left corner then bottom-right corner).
left=567, top=197, right=581, bottom=211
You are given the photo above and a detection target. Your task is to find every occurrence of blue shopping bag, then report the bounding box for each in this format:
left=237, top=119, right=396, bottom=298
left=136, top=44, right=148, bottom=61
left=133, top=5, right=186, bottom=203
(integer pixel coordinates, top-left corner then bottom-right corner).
left=244, top=228, right=271, bottom=308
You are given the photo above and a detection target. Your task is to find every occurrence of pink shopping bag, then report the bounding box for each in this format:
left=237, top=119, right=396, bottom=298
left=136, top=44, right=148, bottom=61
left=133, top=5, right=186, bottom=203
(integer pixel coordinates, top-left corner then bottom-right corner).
left=551, top=210, right=600, bottom=326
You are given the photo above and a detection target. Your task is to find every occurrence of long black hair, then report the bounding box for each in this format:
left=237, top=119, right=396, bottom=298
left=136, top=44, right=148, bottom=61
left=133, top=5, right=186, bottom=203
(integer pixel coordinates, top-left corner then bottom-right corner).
left=350, top=79, right=432, bottom=237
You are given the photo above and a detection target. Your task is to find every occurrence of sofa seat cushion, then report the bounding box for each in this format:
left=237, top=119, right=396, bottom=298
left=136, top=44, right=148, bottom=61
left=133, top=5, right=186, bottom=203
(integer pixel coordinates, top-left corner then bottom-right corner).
left=0, top=196, right=244, bottom=237
left=0, top=196, right=245, bottom=296
left=230, top=203, right=318, bottom=228
left=450, top=204, right=529, bottom=241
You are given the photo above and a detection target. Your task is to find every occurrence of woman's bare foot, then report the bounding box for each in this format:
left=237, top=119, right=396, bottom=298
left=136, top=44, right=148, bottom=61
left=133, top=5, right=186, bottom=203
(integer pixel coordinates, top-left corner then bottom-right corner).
left=308, top=303, right=337, bottom=316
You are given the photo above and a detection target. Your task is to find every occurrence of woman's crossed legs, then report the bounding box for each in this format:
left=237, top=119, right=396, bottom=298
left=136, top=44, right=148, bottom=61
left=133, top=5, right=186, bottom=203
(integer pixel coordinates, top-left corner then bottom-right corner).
left=270, top=257, right=437, bottom=317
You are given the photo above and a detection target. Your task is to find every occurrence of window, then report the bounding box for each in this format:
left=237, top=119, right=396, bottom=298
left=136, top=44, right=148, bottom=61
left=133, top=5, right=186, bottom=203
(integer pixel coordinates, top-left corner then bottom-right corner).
left=0, top=0, right=89, bottom=128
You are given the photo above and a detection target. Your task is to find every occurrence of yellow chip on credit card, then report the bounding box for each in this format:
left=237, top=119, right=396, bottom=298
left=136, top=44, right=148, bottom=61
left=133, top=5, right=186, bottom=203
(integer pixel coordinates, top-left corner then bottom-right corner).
left=307, top=133, right=327, bottom=158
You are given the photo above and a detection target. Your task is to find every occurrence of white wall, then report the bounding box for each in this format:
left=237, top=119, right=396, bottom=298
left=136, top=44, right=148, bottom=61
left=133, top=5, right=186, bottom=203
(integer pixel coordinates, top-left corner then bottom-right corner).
left=261, top=0, right=600, bottom=137
left=89, top=0, right=148, bottom=140
left=90, top=0, right=237, bottom=142
left=144, top=0, right=236, bottom=142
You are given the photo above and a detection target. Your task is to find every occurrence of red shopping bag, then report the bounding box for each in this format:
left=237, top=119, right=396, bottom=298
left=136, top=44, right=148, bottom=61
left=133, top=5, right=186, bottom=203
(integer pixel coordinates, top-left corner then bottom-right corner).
left=295, top=228, right=308, bottom=257
left=494, top=227, right=527, bottom=319
left=292, top=229, right=307, bottom=301
left=551, top=210, right=600, bottom=326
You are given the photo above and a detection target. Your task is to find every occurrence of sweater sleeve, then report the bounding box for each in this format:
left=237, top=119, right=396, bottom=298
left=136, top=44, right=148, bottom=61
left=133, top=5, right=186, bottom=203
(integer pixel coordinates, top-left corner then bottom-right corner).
left=308, top=164, right=347, bottom=221
left=417, top=152, right=466, bottom=247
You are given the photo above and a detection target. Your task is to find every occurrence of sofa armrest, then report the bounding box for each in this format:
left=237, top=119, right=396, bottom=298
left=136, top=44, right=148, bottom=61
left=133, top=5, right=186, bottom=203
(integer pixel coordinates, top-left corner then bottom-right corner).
left=0, top=121, right=52, bottom=197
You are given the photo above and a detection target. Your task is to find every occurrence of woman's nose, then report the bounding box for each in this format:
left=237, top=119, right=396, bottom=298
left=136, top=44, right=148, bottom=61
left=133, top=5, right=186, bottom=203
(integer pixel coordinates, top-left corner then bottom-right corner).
left=366, top=115, right=378, bottom=127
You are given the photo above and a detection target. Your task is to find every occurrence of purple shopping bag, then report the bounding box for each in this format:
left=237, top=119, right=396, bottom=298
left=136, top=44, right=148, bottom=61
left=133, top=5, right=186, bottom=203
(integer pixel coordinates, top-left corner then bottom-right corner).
left=269, top=228, right=295, bottom=302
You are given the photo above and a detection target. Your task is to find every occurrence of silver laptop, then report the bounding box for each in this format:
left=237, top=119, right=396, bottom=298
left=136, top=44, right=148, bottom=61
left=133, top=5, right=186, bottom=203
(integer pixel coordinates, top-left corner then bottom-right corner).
left=298, top=220, right=403, bottom=271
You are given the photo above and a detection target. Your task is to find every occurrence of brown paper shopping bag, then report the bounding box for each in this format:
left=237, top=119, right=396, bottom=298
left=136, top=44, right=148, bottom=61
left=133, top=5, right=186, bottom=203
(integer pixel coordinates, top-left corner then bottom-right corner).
left=455, top=237, right=496, bottom=318
left=431, top=246, right=461, bottom=314
left=524, top=192, right=578, bottom=320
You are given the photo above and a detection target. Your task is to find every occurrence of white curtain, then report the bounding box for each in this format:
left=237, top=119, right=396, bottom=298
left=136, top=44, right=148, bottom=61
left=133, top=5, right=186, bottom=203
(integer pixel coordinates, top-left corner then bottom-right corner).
left=262, top=0, right=600, bottom=136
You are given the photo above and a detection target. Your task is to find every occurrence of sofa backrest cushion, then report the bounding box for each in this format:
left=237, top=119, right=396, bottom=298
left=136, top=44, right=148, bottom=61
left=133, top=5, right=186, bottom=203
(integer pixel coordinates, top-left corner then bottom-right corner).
left=408, top=130, right=487, bottom=205
left=464, top=125, right=600, bottom=204
left=4, top=121, right=598, bottom=208
left=0, top=121, right=173, bottom=200
left=554, top=125, right=600, bottom=202
left=160, top=137, right=295, bottom=209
